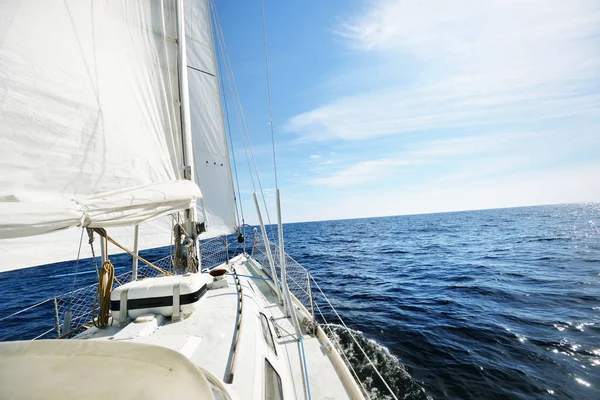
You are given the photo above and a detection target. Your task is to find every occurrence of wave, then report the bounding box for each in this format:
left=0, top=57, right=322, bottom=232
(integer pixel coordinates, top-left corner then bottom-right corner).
left=447, top=285, right=507, bottom=298
left=528, top=237, right=570, bottom=243
left=322, top=324, right=432, bottom=400
left=535, top=256, right=555, bottom=261
left=379, top=249, right=410, bottom=255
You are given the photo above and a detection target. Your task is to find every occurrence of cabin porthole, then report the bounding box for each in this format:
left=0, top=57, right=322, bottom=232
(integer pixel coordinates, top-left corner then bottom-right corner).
left=259, top=313, right=277, bottom=356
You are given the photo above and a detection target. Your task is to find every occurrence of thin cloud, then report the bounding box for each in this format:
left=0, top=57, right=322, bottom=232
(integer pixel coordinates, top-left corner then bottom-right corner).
left=297, top=162, right=600, bottom=222
left=310, top=131, right=524, bottom=188
left=408, top=132, right=519, bottom=157
left=285, top=0, right=600, bottom=141
left=311, top=158, right=411, bottom=188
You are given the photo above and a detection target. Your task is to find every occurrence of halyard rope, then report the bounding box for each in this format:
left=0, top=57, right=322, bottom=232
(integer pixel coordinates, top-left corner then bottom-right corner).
left=94, top=229, right=170, bottom=276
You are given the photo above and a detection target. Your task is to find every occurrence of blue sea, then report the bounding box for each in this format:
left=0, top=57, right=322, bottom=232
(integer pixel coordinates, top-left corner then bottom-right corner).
left=1, top=203, right=599, bottom=399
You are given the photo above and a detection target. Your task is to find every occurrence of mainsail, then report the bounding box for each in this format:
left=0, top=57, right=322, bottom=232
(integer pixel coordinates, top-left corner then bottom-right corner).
left=0, top=0, right=237, bottom=271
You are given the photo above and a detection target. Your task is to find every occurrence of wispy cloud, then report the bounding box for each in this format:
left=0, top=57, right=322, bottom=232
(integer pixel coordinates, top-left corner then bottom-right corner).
left=284, top=0, right=600, bottom=141
left=404, top=131, right=523, bottom=159
left=219, top=0, right=600, bottom=223
left=291, top=161, right=600, bottom=222
left=311, top=158, right=411, bottom=187
left=310, top=131, right=526, bottom=187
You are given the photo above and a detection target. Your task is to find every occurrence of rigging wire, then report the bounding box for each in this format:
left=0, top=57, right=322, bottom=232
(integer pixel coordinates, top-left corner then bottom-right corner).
left=209, top=0, right=257, bottom=244
left=260, top=0, right=279, bottom=191
left=209, top=3, right=255, bottom=194
left=312, top=302, right=371, bottom=398
left=311, top=276, right=399, bottom=400
left=213, top=9, right=245, bottom=234
left=209, top=0, right=276, bottom=241
left=219, top=66, right=248, bottom=252
left=0, top=298, right=53, bottom=323
left=259, top=3, right=311, bottom=399
left=68, top=228, right=85, bottom=311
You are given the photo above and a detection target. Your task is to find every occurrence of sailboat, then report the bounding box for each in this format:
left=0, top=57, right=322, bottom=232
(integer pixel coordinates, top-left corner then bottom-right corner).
left=0, top=1, right=397, bottom=399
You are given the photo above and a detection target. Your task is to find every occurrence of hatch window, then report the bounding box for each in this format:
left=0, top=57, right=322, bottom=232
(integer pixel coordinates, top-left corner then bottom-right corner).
left=264, top=358, right=283, bottom=400
left=259, top=313, right=277, bottom=355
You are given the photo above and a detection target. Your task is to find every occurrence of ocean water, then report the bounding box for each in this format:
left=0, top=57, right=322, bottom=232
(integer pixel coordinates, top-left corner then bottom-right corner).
left=1, top=203, right=599, bottom=399
left=282, top=203, right=600, bottom=399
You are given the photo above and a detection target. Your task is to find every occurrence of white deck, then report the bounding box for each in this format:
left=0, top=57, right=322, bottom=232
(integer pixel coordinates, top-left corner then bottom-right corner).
left=75, top=255, right=356, bottom=400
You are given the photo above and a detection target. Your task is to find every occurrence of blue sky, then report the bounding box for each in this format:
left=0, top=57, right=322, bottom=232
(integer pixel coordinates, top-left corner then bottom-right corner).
left=215, top=0, right=600, bottom=223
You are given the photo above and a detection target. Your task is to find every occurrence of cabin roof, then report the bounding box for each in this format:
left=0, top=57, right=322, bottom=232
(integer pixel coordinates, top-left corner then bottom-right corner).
left=0, top=339, right=216, bottom=400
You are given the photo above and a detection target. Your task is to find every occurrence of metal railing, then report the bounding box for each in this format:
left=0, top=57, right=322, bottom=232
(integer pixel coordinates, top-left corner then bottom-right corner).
left=0, top=257, right=170, bottom=342
left=0, top=236, right=243, bottom=342
left=251, top=231, right=399, bottom=400
left=250, top=236, right=312, bottom=311
left=200, top=235, right=244, bottom=270
left=1, top=232, right=398, bottom=399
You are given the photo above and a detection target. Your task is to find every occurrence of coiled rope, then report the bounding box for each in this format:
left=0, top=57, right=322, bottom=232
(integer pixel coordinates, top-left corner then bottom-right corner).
left=90, top=228, right=170, bottom=328
left=93, top=237, right=114, bottom=328
left=93, top=261, right=114, bottom=328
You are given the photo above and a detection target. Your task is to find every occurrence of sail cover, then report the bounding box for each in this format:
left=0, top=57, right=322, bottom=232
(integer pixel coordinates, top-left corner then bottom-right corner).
left=0, top=1, right=196, bottom=270
left=185, top=0, right=238, bottom=238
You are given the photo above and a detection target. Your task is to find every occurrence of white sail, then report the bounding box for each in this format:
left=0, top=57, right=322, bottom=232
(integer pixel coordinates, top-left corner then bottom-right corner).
left=0, top=219, right=175, bottom=272
left=185, top=0, right=239, bottom=238
left=0, top=1, right=194, bottom=271
left=0, top=0, right=240, bottom=271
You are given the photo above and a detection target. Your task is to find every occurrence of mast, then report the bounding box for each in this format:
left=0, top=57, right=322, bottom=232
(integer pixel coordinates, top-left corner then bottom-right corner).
left=176, top=0, right=198, bottom=244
